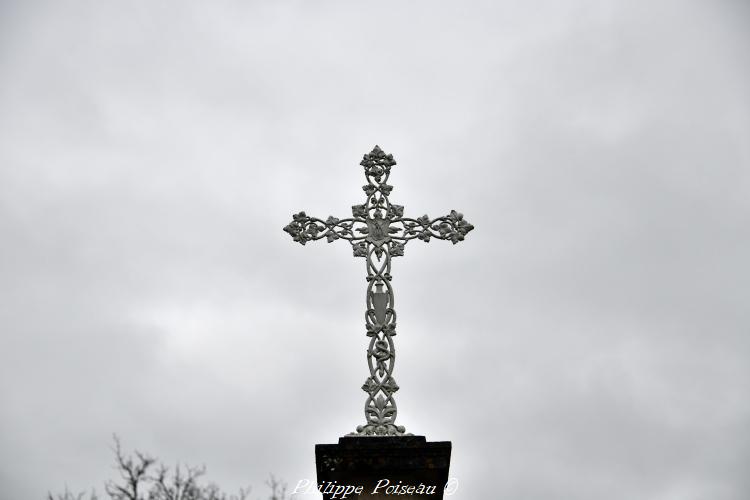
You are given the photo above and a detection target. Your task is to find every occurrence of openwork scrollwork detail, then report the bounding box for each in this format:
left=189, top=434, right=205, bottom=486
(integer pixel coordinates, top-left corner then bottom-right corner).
left=283, top=145, right=474, bottom=436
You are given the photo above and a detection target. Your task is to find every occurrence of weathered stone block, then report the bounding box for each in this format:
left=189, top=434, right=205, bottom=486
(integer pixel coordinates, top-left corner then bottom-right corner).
left=315, top=436, right=451, bottom=499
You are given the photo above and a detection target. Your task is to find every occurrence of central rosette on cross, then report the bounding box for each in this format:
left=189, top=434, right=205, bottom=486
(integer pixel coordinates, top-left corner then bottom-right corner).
left=350, top=202, right=406, bottom=259
left=364, top=211, right=392, bottom=244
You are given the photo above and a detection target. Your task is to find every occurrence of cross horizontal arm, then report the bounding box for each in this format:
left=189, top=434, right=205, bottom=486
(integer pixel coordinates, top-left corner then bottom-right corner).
left=284, top=209, right=474, bottom=247
left=390, top=210, right=474, bottom=244
left=283, top=212, right=368, bottom=245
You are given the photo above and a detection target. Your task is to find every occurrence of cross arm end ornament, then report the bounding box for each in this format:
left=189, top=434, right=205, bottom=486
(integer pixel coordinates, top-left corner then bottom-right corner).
left=283, top=212, right=368, bottom=246
left=390, top=210, right=475, bottom=245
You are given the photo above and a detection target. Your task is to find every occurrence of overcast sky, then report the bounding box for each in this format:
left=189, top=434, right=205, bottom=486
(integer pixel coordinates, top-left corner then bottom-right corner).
left=1, top=1, right=749, bottom=499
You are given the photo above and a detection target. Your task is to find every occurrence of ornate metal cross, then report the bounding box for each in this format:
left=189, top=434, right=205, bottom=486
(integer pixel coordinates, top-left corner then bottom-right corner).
left=283, top=146, right=474, bottom=436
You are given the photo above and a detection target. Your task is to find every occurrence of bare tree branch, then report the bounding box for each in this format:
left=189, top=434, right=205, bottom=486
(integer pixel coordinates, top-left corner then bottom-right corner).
left=104, top=434, right=155, bottom=500
left=47, top=486, right=98, bottom=500
left=265, top=475, right=287, bottom=500
left=50, top=436, right=269, bottom=500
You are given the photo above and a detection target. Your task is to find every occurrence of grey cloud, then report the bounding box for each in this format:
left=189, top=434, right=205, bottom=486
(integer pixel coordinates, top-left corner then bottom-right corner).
left=1, top=1, right=748, bottom=499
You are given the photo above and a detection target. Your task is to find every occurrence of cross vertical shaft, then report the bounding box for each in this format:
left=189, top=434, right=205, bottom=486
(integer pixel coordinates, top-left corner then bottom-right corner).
left=284, top=146, right=474, bottom=436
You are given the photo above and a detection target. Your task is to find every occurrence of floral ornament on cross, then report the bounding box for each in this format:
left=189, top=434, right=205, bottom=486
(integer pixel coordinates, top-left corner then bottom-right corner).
left=282, top=146, right=474, bottom=437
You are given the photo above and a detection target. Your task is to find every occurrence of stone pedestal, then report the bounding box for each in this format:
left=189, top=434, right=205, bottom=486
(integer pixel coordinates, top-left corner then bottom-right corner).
left=315, top=436, right=451, bottom=499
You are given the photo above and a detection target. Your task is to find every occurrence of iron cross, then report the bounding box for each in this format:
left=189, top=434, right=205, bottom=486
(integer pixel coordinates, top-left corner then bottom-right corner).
left=283, top=146, right=474, bottom=436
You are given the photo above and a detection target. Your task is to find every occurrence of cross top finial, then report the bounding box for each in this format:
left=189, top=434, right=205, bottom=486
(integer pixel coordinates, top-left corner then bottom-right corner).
left=284, top=146, right=474, bottom=436
left=360, top=145, right=397, bottom=183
